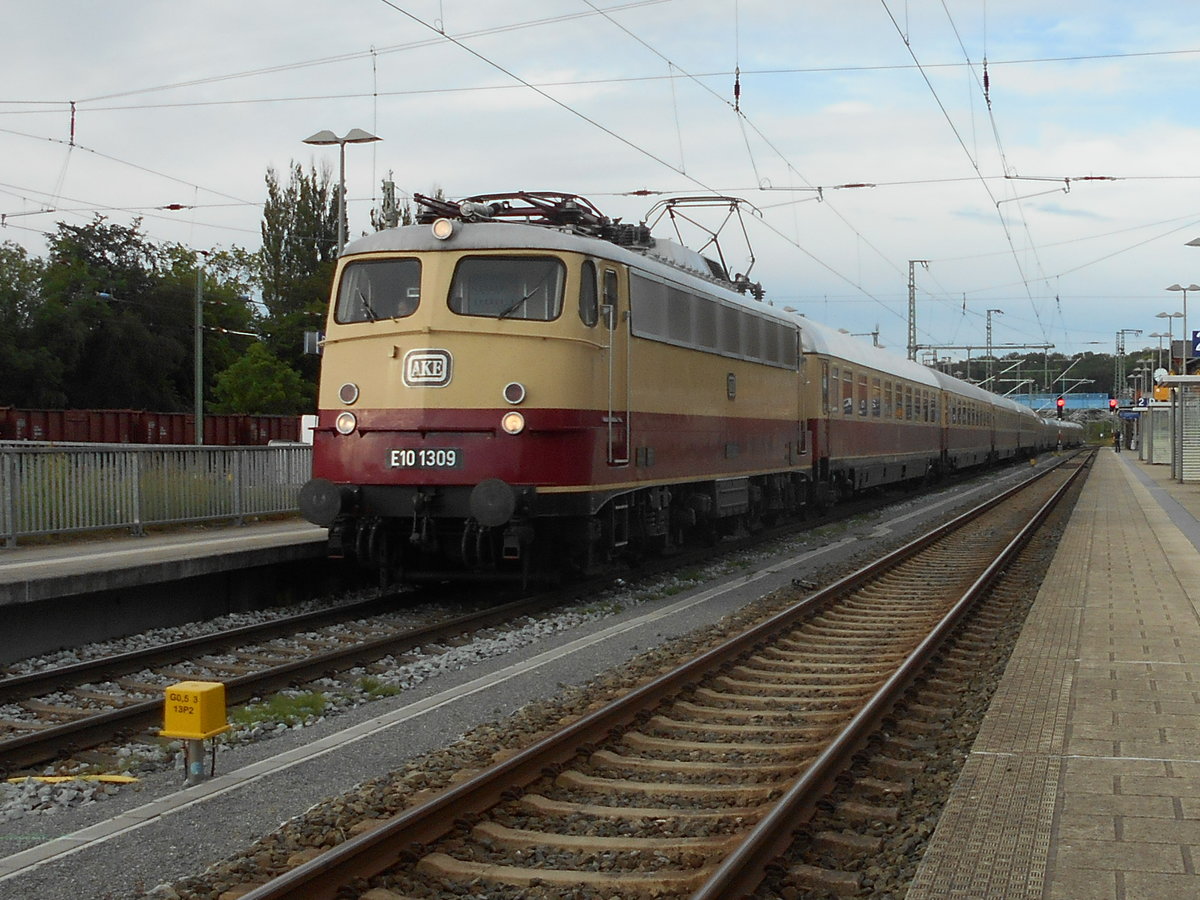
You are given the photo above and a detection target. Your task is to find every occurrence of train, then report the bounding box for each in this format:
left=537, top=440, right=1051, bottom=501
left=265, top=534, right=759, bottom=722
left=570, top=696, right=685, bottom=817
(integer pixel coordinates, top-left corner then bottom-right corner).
left=0, top=407, right=301, bottom=445
left=298, top=191, right=1082, bottom=583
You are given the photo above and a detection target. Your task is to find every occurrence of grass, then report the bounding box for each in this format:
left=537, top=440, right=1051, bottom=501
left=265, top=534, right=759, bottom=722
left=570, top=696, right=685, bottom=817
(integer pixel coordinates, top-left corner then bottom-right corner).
left=355, top=676, right=402, bottom=698
left=230, top=691, right=328, bottom=728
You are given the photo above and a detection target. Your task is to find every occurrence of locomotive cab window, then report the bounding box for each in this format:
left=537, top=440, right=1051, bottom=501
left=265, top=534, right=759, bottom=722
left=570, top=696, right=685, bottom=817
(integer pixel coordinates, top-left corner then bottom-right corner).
left=603, top=269, right=619, bottom=329
left=335, top=258, right=421, bottom=323
left=579, top=260, right=598, bottom=326
left=450, top=256, right=565, bottom=320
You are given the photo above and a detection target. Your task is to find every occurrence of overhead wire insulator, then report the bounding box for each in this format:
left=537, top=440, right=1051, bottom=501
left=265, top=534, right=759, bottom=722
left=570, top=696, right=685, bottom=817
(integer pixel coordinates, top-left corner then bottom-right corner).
left=733, top=66, right=741, bottom=113
left=983, top=58, right=991, bottom=110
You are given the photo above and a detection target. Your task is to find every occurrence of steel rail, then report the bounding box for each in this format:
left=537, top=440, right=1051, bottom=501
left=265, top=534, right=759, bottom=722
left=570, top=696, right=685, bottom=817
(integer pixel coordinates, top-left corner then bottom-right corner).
left=689, top=448, right=1093, bottom=899
left=0, top=590, right=549, bottom=771
left=0, top=595, right=404, bottom=704
left=0, top=453, right=1023, bottom=772
left=237, top=452, right=1086, bottom=900
left=0, top=459, right=922, bottom=707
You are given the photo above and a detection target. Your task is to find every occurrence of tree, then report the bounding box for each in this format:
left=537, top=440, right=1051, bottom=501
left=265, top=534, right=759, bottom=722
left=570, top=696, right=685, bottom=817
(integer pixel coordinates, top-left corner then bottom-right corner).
left=0, top=217, right=262, bottom=411
left=209, top=342, right=311, bottom=415
left=159, top=243, right=261, bottom=408
left=35, top=216, right=189, bottom=410
left=0, top=241, right=57, bottom=406
left=259, top=161, right=337, bottom=388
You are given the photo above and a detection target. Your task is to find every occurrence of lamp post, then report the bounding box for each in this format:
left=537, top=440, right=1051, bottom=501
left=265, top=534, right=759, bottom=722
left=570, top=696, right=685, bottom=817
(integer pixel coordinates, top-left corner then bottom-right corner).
left=1165, top=284, right=1200, bottom=374
left=188, top=250, right=213, bottom=444
left=1149, top=332, right=1170, bottom=371
left=302, top=128, right=382, bottom=255
left=194, top=257, right=204, bottom=444
left=1156, top=311, right=1183, bottom=372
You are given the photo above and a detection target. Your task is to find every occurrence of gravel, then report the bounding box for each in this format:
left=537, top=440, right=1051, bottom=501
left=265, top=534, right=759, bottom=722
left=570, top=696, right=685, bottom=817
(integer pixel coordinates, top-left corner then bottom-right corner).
left=0, top=465, right=1043, bottom=898
left=0, top=554, right=764, bottom=824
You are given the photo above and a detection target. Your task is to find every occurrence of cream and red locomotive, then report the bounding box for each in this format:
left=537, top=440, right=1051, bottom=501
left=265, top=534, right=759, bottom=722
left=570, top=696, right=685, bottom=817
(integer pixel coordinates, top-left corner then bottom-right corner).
left=298, top=192, right=1077, bottom=582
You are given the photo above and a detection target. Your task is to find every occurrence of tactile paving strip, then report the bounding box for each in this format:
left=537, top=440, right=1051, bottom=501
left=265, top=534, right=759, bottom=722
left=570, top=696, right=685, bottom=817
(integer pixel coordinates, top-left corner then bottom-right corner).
left=907, top=751, right=1059, bottom=898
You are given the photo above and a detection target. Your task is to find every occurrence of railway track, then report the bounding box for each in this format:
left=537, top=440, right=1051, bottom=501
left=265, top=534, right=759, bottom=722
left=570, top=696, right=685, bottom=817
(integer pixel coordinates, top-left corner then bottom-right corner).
left=224, top=449, right=1092, bottom=900
left=0, top=590, right=556, bottom=772
left=0, top=463, right=980, bottom=775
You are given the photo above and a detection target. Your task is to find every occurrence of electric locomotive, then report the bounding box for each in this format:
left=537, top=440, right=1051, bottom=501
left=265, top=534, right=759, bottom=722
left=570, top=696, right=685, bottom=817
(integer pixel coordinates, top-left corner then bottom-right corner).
left=298, top=191, right=1064, bottom=584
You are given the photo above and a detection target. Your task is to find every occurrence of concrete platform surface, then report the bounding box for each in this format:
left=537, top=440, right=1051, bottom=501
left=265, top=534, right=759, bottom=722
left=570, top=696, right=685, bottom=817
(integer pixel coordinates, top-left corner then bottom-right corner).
left=909, top=449, right=1200, bottom=898
left=0, top=519, right=328, bottom=607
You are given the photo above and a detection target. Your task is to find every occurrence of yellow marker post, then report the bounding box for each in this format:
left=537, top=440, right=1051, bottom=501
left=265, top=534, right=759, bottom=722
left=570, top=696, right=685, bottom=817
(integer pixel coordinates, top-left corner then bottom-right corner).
left=160, top=681, right=231, bottom=785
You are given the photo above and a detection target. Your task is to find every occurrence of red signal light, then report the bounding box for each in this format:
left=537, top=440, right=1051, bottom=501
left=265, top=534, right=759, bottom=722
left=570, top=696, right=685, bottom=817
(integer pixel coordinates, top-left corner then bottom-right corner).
left=1109, top=398, right=1118, bottom=410
left=1056, top=396, right=1065, bottom=418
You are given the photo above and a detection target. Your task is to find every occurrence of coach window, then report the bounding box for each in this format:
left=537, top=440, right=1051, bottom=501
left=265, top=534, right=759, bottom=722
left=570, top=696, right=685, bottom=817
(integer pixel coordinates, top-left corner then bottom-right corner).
left=335, top=258, right=421, bottom=323
left=842, top=368, right=854, bottom=415
left=858, top=374, right=868, bottom=415
left=905, top=385, right=913, bottom=420
left=822, top=363, right=831, bottom=415
left=579, top=260, right=598, bottom=326
left=872, top=377, right=881, bottom=416
left=450, top=256, right=565, bottom=320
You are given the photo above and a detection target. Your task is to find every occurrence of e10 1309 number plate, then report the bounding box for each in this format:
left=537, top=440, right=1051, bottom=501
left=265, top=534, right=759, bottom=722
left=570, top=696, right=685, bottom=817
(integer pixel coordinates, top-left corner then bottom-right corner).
left=388, top=448, right=463, bottom=469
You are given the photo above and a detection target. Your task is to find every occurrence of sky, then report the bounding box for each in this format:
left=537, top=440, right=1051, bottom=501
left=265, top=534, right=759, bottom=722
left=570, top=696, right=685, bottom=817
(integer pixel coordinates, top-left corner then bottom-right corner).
left=4, top=0, right=1200, bottom=368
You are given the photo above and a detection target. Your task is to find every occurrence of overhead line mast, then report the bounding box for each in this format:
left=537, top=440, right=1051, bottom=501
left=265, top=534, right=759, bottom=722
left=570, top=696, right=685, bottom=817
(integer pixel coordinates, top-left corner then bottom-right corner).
left=907, top=259, right=928, bottom=360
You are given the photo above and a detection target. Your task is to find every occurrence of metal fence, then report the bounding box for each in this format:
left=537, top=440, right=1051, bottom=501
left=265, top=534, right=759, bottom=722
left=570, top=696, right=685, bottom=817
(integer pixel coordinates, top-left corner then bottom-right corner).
left=0, top=443, right=312, bottom=547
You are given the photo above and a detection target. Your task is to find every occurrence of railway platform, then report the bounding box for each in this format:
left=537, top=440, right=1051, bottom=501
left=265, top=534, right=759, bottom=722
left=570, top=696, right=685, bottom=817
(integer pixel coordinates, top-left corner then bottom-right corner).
left=909, top=449, right=1200, bottom=898
left=0, top=519, right=332, bottom=663
left=0, top=518, right=327, bottom=606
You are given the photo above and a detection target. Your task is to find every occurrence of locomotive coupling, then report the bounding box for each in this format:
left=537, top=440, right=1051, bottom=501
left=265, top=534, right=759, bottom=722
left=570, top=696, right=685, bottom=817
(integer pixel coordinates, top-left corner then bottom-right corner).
left=299, top=478, right=357, bottom=527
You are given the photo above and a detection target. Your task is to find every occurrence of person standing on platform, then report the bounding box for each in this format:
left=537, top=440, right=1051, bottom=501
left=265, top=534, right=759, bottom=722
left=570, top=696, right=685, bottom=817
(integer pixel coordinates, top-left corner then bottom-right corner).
left=1114, top=430, right=1121, bottom=452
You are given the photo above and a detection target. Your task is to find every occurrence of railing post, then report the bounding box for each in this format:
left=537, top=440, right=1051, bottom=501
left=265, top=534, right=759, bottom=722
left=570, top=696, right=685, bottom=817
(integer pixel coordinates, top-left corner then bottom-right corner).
left=2, top=451, right=16, bottom=548
left=131, top=450, right=145, bottom=536
left=234, top=449, right=245, bottom=526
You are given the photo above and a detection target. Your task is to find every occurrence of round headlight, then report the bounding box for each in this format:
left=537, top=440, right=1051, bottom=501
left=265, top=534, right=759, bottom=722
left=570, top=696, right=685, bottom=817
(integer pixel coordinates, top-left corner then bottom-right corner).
left=338, top=382, right=359, bottom=405
left=501, top=411, right=525, bottom=435
left=503, top=382, right=526, bottom=405
left=431, top=217, right=457, bottom=240
left=335, top=412, right=358, bottom=435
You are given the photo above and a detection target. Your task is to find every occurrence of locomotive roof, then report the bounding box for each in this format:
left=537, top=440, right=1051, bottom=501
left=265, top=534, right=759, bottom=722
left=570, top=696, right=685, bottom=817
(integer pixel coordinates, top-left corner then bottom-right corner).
left=343, top=220, right=787, bottom=319
left=345, top=218, right=1022, bottom=411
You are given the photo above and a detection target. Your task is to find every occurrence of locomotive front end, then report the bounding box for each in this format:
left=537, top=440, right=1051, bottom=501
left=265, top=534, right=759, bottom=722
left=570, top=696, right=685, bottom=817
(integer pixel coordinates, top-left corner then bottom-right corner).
left=300, top=211, right=614, bottom=583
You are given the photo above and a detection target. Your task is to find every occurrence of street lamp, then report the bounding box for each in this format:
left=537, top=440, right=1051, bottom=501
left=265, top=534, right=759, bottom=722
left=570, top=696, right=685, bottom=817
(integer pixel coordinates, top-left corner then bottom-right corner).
left=1156, top=311, right=1183, bottom=372
left=1149, top=332, right=1170, bottom=371
left=1165, top=284, right=1200, bottom=374
left=194, top=254, right=205, bottom=444
left=302, top=127, right=382, bottom=255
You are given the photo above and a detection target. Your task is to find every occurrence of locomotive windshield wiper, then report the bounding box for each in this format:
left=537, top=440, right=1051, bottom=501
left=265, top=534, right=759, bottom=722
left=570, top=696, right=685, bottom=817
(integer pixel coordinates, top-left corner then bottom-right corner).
left=498, top=288, right=537, bottom=319
left=355, top=288, right=378, bottom=322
